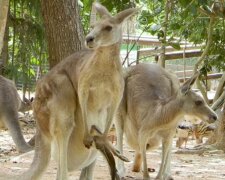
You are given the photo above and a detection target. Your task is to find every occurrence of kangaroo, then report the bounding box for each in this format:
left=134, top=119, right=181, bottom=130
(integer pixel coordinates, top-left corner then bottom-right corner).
left=0, top=75, right=33, bottom=153
left=10, top=3, right=137, bottom=180
left=115, top=63, right=217, bottom=180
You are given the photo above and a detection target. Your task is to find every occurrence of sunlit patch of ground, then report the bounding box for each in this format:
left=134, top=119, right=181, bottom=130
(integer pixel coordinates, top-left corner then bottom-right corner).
left=0, top=116, right=225, bottom=180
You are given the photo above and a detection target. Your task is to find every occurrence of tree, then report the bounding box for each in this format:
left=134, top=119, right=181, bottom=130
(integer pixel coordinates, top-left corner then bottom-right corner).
left=5, top=0, right=47, bottom=98
left=0, top=0, right=9, bottom=55
left=0, top=9, right=9, bottom=75
left=40, top=0, right=84, bottom=68
left=204, top=101, right=225, bottom=151
left=213, top=101, right=225, bottom=151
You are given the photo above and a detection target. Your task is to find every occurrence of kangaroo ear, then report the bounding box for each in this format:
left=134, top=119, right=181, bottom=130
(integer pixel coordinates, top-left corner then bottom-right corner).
left=114, top=7, right=139, bottom=24
left=94, top=2, right=112, bottom=18
left=181, top=71, right=199, bottom=94
left=23, top=97, right=29, bottom=103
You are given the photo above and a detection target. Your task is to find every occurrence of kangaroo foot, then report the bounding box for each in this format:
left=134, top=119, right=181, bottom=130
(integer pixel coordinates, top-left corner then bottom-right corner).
left=83, top=134, right=94, bottom=149
left=17, top=143, right=33, bottom=153
left=91, top=125, right=129, bottom=162
left=91, top=125, right=129, bottom=180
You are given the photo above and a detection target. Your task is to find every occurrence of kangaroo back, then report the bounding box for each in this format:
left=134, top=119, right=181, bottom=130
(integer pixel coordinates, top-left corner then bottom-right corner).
left=124, top=63, right=180, bottom=127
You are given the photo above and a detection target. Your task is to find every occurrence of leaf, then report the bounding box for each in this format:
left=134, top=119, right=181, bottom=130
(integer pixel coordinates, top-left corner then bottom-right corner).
left=150, top=24, right=161, bottom=31
left=190, top=4, right=198, bottom=15
left=178, top=0, right=191, bottom=7
left=78, top=0, right=83, bottom=7
left=200, top=5, right=212, bottom=14
left=29, top=69, right=35, bottom=76
left=170, top=22, right=181, bottom=30
left=157, top=30, right=164, bottom=39
left=168, top=42, right=181, bottom=50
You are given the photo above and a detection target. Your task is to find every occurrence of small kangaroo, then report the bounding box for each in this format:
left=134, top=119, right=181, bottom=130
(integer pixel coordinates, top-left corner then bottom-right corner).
left=9, top=3, right=137, bottom=180
left=0, top=76, right=33, bottom=153
left=115, top=63, right=217, bottom=180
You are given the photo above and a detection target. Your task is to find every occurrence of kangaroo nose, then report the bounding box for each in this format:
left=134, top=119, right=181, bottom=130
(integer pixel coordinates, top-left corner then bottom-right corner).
left=86, top=36, right=94, bottom=43
left=211, top=114, right=217, bottom=121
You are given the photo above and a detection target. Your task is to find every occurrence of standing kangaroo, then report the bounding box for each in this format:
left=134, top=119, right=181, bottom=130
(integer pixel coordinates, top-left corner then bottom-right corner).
left=115, top=63, right=217, bottom=180
left=0, top=76, right=33, bottom=153
left=12, top=3, right=137, bottom=180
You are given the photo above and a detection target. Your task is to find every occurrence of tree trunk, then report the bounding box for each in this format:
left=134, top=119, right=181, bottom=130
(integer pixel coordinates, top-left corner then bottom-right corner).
left=158, top=0, right=170, bottom=68
left=0, top=9, right=9, bottom=75
left=213, top=72, right=225, bottom=103
left=213, top=102, right=225, bottom=151
left=206, top=102, right=225, bottom=150
left=0, top=0, right=9, bottom=55
left=40, top=0, right=84, bottom=68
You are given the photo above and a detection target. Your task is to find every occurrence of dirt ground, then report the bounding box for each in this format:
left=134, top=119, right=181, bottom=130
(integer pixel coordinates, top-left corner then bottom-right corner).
left=0, top=114, right=225, bottom=180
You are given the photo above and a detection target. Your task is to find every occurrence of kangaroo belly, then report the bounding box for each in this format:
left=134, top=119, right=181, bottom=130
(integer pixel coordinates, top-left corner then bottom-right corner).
left=50, top=127, right=99, bottom=171
left=67, top=139, right=98, bottom=171
left=86, top=109, right=108, bottom=133
left=65, top=114, right=105, bottom=171
left=88, top=85, right=112, bottom=109
left=146, top=136, right=161, bottom=150
left=124, top=118, right=139, bottom=151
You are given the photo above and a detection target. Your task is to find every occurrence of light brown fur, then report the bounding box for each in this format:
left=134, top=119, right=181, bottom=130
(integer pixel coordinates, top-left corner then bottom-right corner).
left=11, top=3, right=137, bottom=180
left=115, top=63, right=217, bottom=180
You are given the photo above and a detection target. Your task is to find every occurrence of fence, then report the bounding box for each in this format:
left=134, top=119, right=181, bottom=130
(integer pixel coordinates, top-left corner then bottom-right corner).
left=122, top=34, right=223, bottom=101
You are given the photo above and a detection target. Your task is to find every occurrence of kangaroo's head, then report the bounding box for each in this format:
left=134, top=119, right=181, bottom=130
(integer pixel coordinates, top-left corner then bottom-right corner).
left=85, top=3, right=138, bottom=49
left=180, top=72, right=217, bottom=123
left=19, top=97, right=34, bottom=113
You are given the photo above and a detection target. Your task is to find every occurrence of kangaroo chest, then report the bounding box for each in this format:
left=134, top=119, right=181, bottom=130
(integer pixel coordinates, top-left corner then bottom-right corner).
left=80, top=59, right=123, bottom=106
left=78, top=59, right=124, bottom=132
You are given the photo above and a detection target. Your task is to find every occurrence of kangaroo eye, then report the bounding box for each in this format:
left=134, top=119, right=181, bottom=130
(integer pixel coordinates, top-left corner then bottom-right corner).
left=195, top=100, right=203, bottom=106
left=104, top=25, right=112, bottom=31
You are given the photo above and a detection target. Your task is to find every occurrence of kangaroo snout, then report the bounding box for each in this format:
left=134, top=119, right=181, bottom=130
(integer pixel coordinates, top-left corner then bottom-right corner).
left=209, top=113, right=217, bottom=123
left=85, top=36, right=95, bottom=48
left=86, top=36, right=94, bottom=43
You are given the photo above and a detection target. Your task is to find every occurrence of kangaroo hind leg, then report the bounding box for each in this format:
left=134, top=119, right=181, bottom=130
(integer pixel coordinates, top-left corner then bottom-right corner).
left=53, top=113, right=75, bottom=180
left=156, top=132, right=174, bottom=180
left=79, top=160, right=96, bottom=180
left=18, top=130, right=51, bottom=180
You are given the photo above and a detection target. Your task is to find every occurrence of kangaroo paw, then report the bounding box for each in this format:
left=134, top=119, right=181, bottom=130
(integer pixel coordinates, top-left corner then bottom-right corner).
left=83, top=134, right=94, bottom=149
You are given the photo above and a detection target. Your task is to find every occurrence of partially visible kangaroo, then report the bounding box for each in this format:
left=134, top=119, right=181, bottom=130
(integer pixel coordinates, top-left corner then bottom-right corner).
left=8, top=3, right=137, bottom=180
left=115, top=63, right=217, bottom=180
left=0, top=75, right=33, bottom=153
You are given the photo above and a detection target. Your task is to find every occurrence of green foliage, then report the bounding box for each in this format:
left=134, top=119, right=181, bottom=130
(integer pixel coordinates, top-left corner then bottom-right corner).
left=6, top=0, right=48, bottom=92
left=80, top=0, right=93, bottom=34
left=208, top=23, right=225, bottom=71
left=4, top=0, right=225, bottom=95
left=138, top=0, right=225, bottom=71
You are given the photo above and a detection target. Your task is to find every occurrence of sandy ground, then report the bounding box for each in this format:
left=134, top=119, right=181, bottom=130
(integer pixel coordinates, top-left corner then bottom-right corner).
left=0, top=115, right=225, bottom=180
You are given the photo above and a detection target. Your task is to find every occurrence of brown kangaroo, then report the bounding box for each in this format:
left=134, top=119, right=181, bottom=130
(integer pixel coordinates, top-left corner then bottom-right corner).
left=0, top=75, right=33, bottom=153
left=115, top=63, right=217, bottom=180
left=9, top=3, right=137, bottom=180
